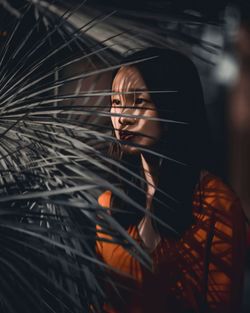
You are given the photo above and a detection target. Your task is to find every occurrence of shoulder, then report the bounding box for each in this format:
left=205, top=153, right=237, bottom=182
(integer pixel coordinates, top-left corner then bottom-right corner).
left=192, top=171, right=246, bottom=241
left=195, top=171, right=241, bottom=214
left=190, top=171, right=246, bottom=255
left=198, top=173, right=246, bottom=310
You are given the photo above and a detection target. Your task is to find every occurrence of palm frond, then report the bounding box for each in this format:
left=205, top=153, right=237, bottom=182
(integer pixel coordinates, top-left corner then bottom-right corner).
left=0, top=1, right=233, bottom=312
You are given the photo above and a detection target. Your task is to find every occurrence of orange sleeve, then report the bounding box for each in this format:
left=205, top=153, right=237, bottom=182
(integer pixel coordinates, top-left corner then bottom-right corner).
left=96, top=191, right=112, bottom=255
left=185, top=173, right=247, bottom=313
left=98, top=190, right=112, bottom=208
left=206, top=196, right=246, bottom=313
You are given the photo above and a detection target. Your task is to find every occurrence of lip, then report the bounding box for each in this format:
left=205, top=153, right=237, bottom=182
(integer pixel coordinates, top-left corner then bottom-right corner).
left=119, top=130, right=134, bottom=141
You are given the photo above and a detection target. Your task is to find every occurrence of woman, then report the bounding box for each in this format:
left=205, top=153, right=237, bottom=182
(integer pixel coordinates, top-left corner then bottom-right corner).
left=96, top=48, right=246, bottom=313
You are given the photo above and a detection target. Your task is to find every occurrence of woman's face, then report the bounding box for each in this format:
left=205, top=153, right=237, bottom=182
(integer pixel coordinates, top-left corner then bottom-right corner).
left=111, top=66, right=162, bottom=154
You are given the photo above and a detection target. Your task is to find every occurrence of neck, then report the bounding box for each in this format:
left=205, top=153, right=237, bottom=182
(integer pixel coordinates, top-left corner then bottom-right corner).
left=141, top=153, right=160, bottom=208
left=138, top=152, right=161, bottom=253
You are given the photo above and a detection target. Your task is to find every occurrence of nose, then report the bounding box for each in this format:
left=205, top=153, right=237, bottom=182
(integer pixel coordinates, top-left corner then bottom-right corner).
left=117, top=101, right=136, bottom=126
left=118, top=114, right=136, bottom=126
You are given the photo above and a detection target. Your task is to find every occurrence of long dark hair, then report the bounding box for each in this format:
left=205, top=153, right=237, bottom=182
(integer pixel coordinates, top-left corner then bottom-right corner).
left=109, top=47, right=214, bottom=236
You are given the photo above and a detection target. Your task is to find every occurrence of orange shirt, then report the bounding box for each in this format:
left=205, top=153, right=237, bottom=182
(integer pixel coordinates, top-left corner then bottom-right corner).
left=96, top=172, right=246, bottom=313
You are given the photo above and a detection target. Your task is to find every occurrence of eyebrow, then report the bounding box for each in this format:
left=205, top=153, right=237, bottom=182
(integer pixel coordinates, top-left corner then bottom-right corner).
left=130, top=88, right=148, bottom=92
left=111, top=89, right=178, bottom=96
left=112, top=88, right=148, bottom=95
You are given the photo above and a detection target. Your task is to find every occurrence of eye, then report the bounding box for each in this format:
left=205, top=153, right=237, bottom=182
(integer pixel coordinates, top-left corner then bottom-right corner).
left=112, top=99, right=121, bottom=106
left=135, top=98, right=146, bottom=105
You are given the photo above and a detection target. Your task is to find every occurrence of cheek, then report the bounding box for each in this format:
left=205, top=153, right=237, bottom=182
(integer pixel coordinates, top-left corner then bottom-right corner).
left=110, top=114, right=115, bottom=128
left=110, top=113, right=120, bottom=139
left=139, top=119, right=162, bottom=143
left=110, top=107, right=116, bottom=127
left=146, top=108, right=161, bottom=140
left=152, top=122, right=162, bottom=142
left=153, top=121, right=162, bottom=140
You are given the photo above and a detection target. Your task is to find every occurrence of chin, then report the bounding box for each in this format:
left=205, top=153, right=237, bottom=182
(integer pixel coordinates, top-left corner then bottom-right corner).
left=122, top=143, right=155, bottom=155
left=121, top=144, right=141, bottom=155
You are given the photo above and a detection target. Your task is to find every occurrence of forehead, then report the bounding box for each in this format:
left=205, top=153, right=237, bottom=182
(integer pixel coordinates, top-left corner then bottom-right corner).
left=112, top=66, right=147, bottom=93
